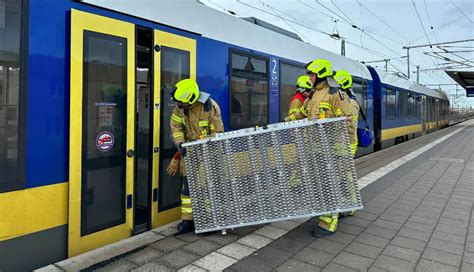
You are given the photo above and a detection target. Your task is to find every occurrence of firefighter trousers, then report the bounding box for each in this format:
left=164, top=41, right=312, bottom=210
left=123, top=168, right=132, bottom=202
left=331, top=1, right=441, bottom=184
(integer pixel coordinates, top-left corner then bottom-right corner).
left=181, top=176, right=193, bottom=220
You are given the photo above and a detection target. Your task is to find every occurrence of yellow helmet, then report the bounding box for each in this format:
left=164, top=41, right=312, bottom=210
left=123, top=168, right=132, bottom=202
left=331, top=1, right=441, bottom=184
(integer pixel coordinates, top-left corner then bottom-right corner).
left=171, top=79, right=200, bottom=104
left=334, top=70, right=352, bottom=89
left=305, top=59, right=333, bottom=78
left=296, top=75, right=313, bottom=91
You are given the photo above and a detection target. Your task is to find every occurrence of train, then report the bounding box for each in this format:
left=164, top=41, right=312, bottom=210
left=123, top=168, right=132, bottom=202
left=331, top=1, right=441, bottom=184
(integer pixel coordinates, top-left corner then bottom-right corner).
left=0, top=0, right=449, bottom=270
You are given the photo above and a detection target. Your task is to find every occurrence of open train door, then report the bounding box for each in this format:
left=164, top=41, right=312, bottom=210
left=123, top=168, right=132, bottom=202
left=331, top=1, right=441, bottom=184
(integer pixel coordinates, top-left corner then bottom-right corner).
left=68, top=9, right=136, bottom=257
left=151, top=30, right=196, bottom=228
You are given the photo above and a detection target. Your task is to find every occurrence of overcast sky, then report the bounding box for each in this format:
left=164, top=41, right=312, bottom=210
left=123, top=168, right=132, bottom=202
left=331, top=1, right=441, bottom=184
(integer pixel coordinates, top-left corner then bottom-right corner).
left=201, top=0, right=474, bottom=107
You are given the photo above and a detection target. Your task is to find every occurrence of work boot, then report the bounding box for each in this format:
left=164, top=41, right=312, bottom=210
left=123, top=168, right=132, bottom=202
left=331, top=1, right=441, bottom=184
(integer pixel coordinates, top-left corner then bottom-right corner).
left=311, top=227, right=334, bottom=238
left=175, top=220, right=195, bottom=235
left=339, top=211, right=355, bottom=219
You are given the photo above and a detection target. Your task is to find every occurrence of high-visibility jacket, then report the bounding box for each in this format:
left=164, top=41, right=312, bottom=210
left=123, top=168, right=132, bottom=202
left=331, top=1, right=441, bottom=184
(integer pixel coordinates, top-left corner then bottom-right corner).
left=285, top=92, right=305, bottom=121
left=170, top=98, right=224, bottom=175
left=307, top=80, right=333, bottom=119
left=283, top=78, right=341, bottom=121
left=346, top=91, right=360, bottom=156
left=329, top=91, right=359, bottom=156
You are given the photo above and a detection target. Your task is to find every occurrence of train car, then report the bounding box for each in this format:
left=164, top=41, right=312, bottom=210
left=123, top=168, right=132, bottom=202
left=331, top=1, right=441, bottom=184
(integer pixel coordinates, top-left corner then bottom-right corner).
left=0, top=1, right=448, bottom=270
left=367, top=68, right=449, bottom=149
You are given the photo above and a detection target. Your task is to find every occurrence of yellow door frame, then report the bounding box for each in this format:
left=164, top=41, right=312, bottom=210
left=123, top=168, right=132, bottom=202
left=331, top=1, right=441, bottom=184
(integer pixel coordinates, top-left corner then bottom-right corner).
left=69, top=9, right=135, bottom=257
left=151, top=30, right=196, bottom=228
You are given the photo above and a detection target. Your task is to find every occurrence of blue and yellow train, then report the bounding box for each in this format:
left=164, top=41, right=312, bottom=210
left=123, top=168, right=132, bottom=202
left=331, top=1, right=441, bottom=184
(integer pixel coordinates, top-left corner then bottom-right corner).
left=0, top=1, right=449, bottom=270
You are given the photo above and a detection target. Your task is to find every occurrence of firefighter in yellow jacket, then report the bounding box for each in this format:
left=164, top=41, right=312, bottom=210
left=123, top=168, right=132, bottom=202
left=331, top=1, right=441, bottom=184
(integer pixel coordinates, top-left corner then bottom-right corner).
left=334, top=70, right=360, bottom=156
left=170, top=78, right=224, bottom=234
left=312, top=70, right=359, bottom=237
left=333, top=70, right=361, bottom=221
left=287, top=59, right=341, bottom=121
left=285, top=75, right=313, bottom=121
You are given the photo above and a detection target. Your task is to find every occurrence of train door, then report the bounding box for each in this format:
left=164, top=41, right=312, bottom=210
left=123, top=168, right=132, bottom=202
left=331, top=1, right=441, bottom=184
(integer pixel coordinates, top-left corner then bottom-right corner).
left=134, top=27, right=154, bottom=234
left=435, top=99, right=439, bottom=129
left=422, top=96, right=427, bottom=131
left=69, top=9, right=136, bottom=257
left=151, top=30, right=196, bottom=227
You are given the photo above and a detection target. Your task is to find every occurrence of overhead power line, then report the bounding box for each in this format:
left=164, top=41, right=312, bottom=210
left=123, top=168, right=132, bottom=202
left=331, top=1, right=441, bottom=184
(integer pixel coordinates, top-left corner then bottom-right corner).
left=298, top=0, right=402, bottom=46
left=235, top=0, right=332, bottom=36
left=260, top=1, right=317, bottom=44
left=403, top=39, right=474, bottom=79
left=423, top=0, right=434, bottom=30
left=450, top=0, right=474, bottom=24
left=411, top=10, right=474, bottom=43
left=422, top=0, right=439, bottom=44
left=412, top=0, right=432, bottom=47
left=330, top=0, right=354, bottom=25
left=236, top=0, right=409, bottom=75
left=356, top=0, right=410, bottom=43
left=314, top=0, right=353, bottom=26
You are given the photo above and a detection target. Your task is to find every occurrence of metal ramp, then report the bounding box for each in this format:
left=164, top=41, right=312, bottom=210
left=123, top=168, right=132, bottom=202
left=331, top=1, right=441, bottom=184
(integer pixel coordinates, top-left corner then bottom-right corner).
left=182, top=117, right=363, bottom=233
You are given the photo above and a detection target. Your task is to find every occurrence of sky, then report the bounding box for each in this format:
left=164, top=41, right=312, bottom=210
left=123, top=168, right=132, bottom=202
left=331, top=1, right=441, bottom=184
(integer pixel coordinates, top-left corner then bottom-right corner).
left=201, top=0, right=474, bottom=108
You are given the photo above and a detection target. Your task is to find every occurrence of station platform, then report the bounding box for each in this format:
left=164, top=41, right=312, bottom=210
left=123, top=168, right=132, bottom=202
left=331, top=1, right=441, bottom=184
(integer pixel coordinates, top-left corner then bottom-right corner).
left=38, top=119, right=474, bottom=272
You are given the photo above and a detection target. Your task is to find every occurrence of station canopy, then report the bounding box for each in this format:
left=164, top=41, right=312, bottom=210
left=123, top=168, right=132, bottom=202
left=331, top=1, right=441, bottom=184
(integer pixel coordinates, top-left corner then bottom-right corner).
left=445, top=70, right=474, bottom=97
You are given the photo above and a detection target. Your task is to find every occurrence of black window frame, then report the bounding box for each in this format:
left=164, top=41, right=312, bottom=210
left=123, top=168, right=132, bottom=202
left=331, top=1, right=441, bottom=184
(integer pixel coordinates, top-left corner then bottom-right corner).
left=407, top=92, right=415, bottom=118
left=228, top=48, right=269, bottom=130
left=398, top=89, right=407, bottom=118
left=0, top=0, right=29, bottom=193
left=158, top=45, right=191, bottom=212
left=385, top=87, right=397, bottom=119
left=352, top=77, right=368, bottom=115
left=415, top=94, right=422, bottom=119
left=278, top=60, right=306, bottom=122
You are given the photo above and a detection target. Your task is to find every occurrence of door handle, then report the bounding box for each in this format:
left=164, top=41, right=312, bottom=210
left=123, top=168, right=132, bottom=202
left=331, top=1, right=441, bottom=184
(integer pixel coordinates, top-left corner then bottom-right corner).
left=127, top=150, right=135, bottom=158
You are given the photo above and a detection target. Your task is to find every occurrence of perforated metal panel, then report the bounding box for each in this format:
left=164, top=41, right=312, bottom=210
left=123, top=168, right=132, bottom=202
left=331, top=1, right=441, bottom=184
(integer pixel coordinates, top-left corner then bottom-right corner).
left=182, top=118, right=362, bottom=233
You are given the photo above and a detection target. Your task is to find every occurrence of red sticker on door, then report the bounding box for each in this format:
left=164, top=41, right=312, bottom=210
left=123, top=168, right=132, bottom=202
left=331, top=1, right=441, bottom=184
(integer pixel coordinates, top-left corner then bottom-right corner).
left=96, top=131, right=115, bottom=152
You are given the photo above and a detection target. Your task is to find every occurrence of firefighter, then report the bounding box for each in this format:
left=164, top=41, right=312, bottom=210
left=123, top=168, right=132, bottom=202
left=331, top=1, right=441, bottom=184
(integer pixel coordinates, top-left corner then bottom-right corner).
left=284, top=75, right=314, bottom=122
left=287, top=59, right=340, bottom=121
left=312, top=70, right=359, bottom=237
left=334, top=70, right=359, bottom=157
left=170, top=78, right=224, bottom=234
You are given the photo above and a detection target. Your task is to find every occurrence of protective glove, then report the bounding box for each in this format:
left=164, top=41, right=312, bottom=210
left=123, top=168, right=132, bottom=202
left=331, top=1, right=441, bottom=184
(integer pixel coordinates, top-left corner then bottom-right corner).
left=166, top=152, right=180, bottom=176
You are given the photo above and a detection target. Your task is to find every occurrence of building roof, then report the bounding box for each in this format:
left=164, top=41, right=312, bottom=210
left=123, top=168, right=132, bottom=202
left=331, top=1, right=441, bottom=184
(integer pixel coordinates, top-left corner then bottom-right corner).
left=445, top=70, right=474, bottom=97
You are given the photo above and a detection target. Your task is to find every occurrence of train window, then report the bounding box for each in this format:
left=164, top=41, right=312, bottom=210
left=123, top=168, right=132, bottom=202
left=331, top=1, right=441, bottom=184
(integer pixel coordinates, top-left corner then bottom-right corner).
left=279, top=63, right=306, bottom=121
left=0, top=0, right=23, bottom=192
left=407, top=92, right=415, bottom=118
left=429, top=98, right=434, bottom=121
left=82, top=31, right=128, bottom=234
left=398, top=90, right=407, bottom=117
left=352, top=79, right=368, bottom=114
left=386, top=88, right=396, bottom=118
left=415, top=95, right=422, bottom=118
left=230, top=51, right=268, bottom=129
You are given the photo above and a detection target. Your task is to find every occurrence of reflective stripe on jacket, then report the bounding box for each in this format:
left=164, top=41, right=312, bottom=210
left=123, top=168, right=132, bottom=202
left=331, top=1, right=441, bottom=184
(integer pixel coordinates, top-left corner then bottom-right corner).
left=285, top=93, right=305, bottom=121
left=170, top=98, right=224, bottom=175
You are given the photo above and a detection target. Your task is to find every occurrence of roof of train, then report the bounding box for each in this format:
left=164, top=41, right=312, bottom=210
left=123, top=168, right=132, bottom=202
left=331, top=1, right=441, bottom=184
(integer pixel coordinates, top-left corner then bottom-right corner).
left=377, top=69, right=448, bottom=100
left=81, top=0, right=372, bottom=79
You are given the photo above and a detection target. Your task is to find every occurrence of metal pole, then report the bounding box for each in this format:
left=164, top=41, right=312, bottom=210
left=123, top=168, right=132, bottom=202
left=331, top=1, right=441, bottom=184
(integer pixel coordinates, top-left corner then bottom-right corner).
left=406, top=48, right=410, bottom=79
left=454, top=85, right=459, bottom=109
left=385, top=59, right=388, bottom=71
left=341, top=39, right=345, bottom=56
left=416, top=65, right=420, bottom=84
left=405, top=38, right=474, bottom=49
